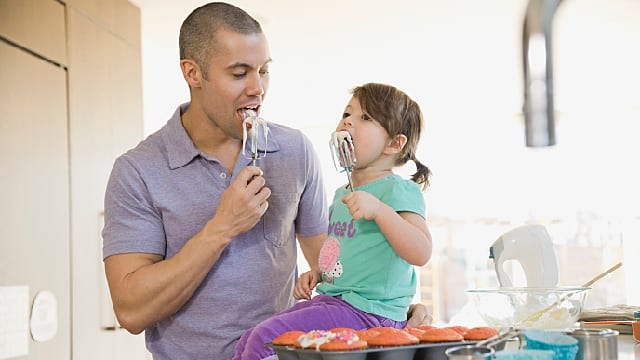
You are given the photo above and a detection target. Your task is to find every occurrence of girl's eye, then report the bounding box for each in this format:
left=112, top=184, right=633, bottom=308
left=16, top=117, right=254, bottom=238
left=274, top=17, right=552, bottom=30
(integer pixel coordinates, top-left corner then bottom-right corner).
left=342, top=112, right=351, bottom=119
left=362, top=114, right=371, bottom=121
left=233, top=72, right=247, bottom=79
left=259, top=69, right=270, bottom=75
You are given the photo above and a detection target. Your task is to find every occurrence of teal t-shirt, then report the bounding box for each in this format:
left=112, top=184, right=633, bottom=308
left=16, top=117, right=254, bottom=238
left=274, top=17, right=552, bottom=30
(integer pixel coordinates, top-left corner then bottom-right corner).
left=315, top=174, right=426, bottom=321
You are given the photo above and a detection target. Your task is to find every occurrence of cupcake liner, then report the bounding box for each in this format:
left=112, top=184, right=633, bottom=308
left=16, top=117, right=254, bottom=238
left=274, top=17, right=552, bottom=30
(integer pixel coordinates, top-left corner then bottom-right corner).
left=523, top=330, right=578, bottom=360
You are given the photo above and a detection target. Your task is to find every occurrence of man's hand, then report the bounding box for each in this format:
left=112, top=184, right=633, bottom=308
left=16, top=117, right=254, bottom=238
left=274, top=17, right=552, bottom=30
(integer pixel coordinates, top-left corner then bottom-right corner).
left=204, top=166, right=271, bottom=243
left=405, top=303, right=433, bottom=328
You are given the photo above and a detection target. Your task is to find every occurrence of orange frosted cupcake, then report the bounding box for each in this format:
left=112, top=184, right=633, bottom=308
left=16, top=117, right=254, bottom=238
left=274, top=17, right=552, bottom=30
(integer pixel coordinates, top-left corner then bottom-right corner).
left=417, top=325, right=435, bottom=331
left=356, top=328, right=381, bottom=342
left=272, top=330, right=304, bottom=347
left=367, top=328, right=419, bottom=347
left=404, top=327, right=426, bottom=338
left=319, top=329, right=367, bottom=351
left=463, top=326, right=498, bottom=341
left=445, top=325, right=470, bottom=335
left=296, top=330, right=336, bottom=350
left=329, top=327, right=357, bottom=333
left=368, top=326, right=400, bottom=334
left=419, top=327, right=464, bottom=343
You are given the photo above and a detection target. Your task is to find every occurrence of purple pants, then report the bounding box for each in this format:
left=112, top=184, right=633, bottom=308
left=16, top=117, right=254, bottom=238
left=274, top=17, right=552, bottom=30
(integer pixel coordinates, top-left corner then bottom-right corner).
left=232, top=295, right=406, bottom=360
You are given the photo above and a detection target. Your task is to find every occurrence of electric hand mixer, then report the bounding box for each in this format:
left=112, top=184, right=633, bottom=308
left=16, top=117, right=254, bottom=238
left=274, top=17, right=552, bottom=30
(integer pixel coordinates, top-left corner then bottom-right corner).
left=489, top=224, right=558, bottom=288
left=329, top=131, right=356, bottom=191
left=242, top=109, right=268, bottom=166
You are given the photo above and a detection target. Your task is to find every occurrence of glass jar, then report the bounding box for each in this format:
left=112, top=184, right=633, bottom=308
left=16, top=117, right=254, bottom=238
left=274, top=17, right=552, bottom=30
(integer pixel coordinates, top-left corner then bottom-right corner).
left=633, top=310, right=640, bottom=342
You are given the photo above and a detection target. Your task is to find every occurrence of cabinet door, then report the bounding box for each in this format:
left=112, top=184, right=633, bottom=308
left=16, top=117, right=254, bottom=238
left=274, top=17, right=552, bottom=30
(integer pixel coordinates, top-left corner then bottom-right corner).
left=66, top=4, right=147, bottom=359
left=0, top=0, right=66, bottom=66
left=0, top=41, right=70, bottom=359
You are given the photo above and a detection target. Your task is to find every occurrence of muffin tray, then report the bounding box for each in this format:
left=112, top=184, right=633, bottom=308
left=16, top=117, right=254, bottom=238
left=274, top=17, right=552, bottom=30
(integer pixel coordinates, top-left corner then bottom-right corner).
left=267, top=341, right=475, bottom=360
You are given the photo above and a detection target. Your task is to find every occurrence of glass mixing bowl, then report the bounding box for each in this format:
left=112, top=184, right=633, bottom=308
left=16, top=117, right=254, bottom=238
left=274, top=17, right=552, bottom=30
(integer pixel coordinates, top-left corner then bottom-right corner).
left=468, top=287, right=590, bottom=329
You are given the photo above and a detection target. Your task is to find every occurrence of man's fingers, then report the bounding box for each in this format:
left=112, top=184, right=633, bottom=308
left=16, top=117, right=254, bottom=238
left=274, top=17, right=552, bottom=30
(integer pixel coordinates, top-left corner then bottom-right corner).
left=237, top=166, right=263, bottom=185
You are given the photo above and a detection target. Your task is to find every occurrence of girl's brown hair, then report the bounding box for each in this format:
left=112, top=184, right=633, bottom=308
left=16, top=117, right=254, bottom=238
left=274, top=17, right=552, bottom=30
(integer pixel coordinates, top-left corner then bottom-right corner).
left=351, top=83, right=431, bottom=190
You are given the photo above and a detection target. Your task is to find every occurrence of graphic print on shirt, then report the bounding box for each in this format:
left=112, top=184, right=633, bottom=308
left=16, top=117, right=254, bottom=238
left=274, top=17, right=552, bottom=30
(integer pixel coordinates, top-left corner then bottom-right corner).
left=319, top=236, right=342, bottom=283
left=321, top=207, right=359, bottom=283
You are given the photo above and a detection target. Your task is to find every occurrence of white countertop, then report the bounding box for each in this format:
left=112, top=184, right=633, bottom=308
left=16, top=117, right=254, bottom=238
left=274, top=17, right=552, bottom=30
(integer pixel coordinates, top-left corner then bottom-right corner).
left=618, top=335, right=640, bottom=360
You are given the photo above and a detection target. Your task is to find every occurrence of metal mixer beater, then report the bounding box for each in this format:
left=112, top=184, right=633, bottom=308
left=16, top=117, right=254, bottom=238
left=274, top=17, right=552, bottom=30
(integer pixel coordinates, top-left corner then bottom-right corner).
left=329, top=131, right=356, bottom=191
left=242, top=110, right=268, bottom=167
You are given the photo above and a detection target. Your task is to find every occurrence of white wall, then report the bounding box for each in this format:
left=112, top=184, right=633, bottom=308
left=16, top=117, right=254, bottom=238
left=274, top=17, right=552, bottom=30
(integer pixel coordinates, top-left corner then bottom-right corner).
left=132, top=0, right=640, bottom=304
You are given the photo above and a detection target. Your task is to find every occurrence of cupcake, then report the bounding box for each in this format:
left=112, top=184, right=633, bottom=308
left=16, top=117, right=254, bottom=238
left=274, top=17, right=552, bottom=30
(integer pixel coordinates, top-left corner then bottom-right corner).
left=356, top=328, right=382, bottom=342
left=297, top=330, right=336, bottom=350
left=463, top=326, right=499, bottom=341
left=417, top=325, right=435, bottom=331
left=404, top=327, right=426, bottom=338
left=419, top=327, right=464, bottom=343
left=319, top=329, right=367, bottom=351
left=367, top=327, right=419, bottom=347
left=446, top=325, right=470, bottom=336
left=272, top=330, right=304, bottom=347
left=329, top=327, right=357, bottom=333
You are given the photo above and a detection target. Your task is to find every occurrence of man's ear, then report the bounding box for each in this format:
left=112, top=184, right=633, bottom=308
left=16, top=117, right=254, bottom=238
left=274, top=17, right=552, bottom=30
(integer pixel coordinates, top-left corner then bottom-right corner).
left=386, top=134, right=407, bottom=154
left=180, top=59, right=202, bottom=88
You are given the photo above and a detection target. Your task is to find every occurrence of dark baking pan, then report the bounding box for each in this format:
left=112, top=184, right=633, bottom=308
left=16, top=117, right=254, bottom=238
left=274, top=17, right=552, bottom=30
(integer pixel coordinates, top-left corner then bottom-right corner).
left=267, top=341, right=474, bottom=360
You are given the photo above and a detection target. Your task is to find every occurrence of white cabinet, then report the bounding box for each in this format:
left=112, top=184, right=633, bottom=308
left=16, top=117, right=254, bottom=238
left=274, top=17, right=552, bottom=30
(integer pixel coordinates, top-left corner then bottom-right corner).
left=0, top=38, right=71, bottom=360
left=0, top=0, right=146, bottom=358
left=66, top=3, right=147, bottom=358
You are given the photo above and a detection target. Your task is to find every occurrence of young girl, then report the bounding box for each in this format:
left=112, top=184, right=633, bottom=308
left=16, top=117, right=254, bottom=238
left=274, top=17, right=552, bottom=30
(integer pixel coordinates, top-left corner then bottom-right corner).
left=233, top=82, right=433, bottom=360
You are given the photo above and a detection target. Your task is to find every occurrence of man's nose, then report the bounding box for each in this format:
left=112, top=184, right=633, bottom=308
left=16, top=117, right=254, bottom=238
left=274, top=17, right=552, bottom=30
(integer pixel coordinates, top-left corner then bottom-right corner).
left=246, top=74, right=265, bottom=96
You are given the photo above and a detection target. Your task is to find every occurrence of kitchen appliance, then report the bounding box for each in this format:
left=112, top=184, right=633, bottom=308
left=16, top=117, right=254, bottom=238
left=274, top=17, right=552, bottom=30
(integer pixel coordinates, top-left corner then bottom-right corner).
left=489, top=224, right=558, bottom=288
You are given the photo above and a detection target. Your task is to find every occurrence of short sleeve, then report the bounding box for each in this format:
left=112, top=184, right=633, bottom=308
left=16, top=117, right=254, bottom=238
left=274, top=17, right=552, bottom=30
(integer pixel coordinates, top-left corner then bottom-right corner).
left=102, top=155, right=167, bottom=259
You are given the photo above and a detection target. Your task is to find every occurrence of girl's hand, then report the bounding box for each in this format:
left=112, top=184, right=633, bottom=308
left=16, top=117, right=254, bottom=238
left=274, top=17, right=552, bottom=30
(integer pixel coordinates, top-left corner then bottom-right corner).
left=293, top=271, right=320, bottom=300
left=405, top=303, right=433, bottom=328
left=341, top=191, right=381, bottom=221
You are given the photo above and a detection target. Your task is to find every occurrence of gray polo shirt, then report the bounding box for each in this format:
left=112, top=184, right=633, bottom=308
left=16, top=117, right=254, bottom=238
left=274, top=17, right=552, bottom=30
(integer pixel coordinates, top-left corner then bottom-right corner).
left=102, top=103, right=328, bottom=359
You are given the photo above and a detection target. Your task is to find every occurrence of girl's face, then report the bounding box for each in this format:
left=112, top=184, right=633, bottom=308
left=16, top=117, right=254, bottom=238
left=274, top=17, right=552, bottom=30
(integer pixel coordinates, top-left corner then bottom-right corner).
left=336, top=96, right=391, bottom=169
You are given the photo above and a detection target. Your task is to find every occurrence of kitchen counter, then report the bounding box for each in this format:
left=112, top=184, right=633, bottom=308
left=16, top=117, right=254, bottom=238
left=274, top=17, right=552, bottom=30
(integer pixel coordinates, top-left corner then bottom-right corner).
left=619, top=335, right=640, bottom=359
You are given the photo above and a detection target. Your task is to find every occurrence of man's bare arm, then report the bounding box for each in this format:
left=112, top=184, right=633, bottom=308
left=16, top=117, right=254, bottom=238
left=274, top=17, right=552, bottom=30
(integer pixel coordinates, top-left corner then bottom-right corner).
left=104, top=166, right=269, bottom=333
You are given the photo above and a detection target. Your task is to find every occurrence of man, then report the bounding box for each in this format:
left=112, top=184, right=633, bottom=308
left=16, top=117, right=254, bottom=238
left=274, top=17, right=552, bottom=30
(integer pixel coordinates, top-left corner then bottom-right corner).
left=102, top=3, right=429, bottom=359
